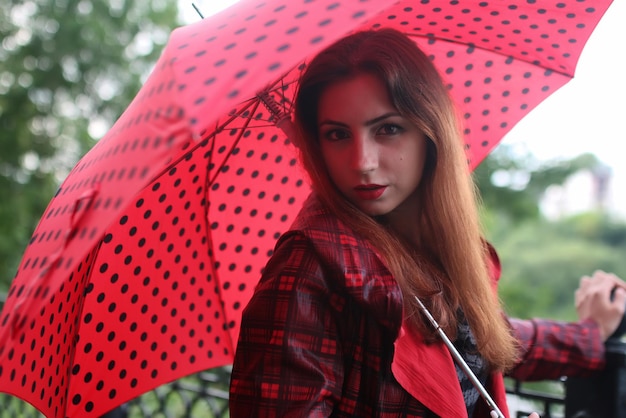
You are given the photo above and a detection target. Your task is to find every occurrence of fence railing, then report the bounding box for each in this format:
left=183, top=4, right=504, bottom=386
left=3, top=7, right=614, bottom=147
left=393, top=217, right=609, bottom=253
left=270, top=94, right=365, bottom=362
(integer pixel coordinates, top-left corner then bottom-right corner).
left=506, top=379, right=566, bottom=418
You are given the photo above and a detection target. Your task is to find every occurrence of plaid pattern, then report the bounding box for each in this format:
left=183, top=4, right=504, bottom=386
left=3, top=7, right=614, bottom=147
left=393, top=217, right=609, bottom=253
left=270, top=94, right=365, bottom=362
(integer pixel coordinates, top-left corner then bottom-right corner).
left=507, top=318, right=605, bottom=381
left=230, top=194, right=606, bottom=417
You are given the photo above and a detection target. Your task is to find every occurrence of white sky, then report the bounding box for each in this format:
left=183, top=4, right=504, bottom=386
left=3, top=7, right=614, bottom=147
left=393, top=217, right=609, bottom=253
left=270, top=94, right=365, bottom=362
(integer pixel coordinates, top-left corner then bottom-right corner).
left=180, top=0, right=626, bottom=214
left=179, top=1, right=239, bottom=21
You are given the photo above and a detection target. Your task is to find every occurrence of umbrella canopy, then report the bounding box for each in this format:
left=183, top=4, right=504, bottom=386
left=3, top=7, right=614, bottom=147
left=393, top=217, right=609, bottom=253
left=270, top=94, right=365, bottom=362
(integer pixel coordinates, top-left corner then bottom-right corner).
left=0, top=0, right=613, bottom=416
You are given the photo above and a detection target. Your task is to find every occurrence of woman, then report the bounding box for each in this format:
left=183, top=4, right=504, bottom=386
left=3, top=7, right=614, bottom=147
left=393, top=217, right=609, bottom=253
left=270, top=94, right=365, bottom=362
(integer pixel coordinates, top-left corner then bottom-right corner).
left=229, top=28, right=625, bottom=417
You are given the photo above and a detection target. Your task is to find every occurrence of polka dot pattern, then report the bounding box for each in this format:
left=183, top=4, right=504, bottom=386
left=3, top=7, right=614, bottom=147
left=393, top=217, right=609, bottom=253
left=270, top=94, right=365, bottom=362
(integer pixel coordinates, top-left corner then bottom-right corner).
left=367, top=0, right=612, bottom=168
left=0, top=0, right=612, bottom=416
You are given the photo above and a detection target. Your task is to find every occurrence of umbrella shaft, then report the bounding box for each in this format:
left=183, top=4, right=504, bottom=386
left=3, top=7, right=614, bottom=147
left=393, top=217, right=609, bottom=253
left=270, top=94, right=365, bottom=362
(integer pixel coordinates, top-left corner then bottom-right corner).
left=414, top=296, right=505, bottom=418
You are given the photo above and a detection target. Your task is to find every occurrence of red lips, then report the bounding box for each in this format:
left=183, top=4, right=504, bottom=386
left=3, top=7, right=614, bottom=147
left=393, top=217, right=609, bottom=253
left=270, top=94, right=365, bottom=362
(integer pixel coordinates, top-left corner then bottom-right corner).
left=354, top=184, right=387, bottom=200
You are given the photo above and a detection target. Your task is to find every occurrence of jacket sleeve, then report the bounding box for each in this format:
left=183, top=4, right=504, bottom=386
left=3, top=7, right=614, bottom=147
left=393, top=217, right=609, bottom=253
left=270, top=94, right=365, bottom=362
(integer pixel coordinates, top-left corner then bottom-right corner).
left=506, top=317, right=606, bottom=381
left=229, top=233, right=344, bottom=418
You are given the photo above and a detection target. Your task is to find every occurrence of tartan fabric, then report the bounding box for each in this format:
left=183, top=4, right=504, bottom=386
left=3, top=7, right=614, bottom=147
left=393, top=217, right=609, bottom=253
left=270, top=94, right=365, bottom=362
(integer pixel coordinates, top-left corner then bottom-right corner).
left=507, top=318, right=605, bottom=381
left=229, top=193, right=606, bottom=417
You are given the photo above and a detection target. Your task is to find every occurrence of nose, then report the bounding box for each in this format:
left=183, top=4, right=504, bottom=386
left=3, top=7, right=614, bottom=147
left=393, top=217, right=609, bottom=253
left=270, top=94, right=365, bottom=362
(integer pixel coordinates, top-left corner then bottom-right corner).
left=350, top=135, right=378, bottom=173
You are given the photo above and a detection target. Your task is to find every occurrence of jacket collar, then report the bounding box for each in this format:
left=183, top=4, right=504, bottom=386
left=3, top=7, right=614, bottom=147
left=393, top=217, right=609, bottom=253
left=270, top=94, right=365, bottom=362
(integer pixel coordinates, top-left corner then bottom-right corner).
left=393, top=322, right=467, bottom=417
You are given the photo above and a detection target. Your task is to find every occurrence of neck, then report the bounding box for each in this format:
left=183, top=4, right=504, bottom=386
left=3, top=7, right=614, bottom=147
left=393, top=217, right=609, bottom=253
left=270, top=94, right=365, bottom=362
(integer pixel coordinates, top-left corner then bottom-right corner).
left=376, top=208, right=422, bottom=252
left=381, top=198, right=422, bottom=249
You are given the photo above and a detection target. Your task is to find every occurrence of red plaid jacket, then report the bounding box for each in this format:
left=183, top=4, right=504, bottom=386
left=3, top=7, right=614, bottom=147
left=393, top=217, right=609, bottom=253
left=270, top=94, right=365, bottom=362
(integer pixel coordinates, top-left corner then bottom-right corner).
left=229, top=194, right=605, bottom=417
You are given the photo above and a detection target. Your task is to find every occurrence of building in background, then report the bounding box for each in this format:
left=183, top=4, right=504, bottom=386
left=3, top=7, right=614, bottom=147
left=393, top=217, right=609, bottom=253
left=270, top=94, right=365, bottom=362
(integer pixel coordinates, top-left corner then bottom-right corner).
left=540, top=163, right=624, bottom=220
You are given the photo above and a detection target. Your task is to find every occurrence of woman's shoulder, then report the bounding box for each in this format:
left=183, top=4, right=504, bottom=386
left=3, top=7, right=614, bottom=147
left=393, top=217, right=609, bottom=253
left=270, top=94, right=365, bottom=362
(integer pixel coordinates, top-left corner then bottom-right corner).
left=281, top=193, right=381, bottom=274
left=268, top=194, right=402, bottom=322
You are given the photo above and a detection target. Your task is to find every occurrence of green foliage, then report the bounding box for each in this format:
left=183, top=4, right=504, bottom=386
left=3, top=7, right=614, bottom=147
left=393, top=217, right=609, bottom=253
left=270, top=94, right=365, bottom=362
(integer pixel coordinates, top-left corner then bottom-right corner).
left=492, top=219, right=626, bottom=321
left=0, top=392, right=42, bottom=417
left=476, top=146, right=626, bottom=321
left=0, top=0, right=182, bottom=288
left=474, top=145, right=601, bottom=224
left=554, top=211, right=626, bottom=248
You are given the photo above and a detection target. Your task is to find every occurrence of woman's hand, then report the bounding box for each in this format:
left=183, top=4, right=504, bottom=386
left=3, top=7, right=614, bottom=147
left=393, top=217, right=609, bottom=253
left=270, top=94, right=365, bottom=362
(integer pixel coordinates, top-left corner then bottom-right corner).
left=575, top=270, right=626, bottom=341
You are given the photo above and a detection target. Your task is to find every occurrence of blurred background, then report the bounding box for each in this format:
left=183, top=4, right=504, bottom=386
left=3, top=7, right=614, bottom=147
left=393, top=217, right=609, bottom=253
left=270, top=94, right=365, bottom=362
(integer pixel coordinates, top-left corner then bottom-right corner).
left=1, top=0, right=625, bottom=416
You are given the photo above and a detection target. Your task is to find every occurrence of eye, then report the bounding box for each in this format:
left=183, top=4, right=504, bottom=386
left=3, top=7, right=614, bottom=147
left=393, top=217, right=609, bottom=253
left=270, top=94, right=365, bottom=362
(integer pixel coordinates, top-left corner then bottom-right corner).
left=377, top=123, right=404, bottom=136
left=321, top=128, right=351, bottom=142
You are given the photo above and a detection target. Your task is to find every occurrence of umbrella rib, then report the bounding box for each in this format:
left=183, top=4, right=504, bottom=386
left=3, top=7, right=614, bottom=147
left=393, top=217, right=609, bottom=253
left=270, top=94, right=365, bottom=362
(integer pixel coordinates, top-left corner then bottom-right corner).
left=138, top=98, right=262, bottom=196
left=208, top=99, right=263, bottom=186
left=272, top=87, right=295, bottom=115
left=403, top=33, right=574, bottom=78
left=221, top=122, right=278, bottom=130
left=261, top=71, right=299, bottom=94
left=276, top=75, right=297, bottom=114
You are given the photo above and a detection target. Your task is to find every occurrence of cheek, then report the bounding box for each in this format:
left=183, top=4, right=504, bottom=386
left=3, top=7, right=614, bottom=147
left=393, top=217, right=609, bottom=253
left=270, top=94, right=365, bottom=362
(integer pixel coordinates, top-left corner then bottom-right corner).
left=321, top=143, right=343, bottom=163
left=412, top=140, right=428, bottom=169
left=320, top=147, right=340, bottom=176
left=396, top=142, right=427, bottom=180
left=320, top=146, right=332, bottom=168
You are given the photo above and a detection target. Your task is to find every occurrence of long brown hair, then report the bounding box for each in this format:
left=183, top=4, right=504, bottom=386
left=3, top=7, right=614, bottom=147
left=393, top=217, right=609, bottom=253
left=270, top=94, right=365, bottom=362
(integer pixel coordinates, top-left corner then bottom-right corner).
left=292, top=28, right=517, bottom=371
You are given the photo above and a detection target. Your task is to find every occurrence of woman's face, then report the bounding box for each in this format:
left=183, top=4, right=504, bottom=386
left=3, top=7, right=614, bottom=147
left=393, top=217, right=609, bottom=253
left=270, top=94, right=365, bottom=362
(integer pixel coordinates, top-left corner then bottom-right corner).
left=317, top=73, right=428, bottom=221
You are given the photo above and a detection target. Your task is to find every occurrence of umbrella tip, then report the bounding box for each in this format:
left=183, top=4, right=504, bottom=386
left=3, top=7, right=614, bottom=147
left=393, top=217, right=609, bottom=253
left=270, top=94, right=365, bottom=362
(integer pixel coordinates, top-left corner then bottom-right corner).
left=192, top=3, right=204, bottom=19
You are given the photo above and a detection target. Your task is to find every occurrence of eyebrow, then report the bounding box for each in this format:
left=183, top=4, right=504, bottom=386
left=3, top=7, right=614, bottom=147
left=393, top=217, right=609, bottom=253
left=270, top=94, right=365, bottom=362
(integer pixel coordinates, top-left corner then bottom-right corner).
left=318, top=112, right=402, bottom=128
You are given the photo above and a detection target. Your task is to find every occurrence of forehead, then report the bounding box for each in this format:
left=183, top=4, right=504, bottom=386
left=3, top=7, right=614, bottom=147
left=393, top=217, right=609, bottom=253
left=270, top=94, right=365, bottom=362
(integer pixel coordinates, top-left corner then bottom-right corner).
left=317, top=73, right=396, bottom=121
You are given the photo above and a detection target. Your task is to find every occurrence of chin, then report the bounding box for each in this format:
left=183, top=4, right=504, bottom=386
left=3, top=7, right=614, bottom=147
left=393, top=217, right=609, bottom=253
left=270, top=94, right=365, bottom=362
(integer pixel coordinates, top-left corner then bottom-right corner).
left=354, top=202, right=393, bottom=218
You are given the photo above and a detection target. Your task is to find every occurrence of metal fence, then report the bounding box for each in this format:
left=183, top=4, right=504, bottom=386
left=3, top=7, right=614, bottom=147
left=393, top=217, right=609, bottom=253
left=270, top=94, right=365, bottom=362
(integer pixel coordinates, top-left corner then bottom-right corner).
left=506, top=379, right=566, bottom=418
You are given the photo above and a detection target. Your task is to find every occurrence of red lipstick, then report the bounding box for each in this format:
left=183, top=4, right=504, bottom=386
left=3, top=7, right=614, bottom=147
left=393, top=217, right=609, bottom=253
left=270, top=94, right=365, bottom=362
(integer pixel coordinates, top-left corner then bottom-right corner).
left=354, top=184, right=386, bottom=200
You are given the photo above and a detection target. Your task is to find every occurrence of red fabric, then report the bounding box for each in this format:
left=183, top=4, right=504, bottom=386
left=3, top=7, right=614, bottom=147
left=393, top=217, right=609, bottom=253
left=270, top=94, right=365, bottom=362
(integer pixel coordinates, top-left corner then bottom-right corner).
left=507, top=318, right=605, bottom=381
left=230, top=194, right=605, bottom=417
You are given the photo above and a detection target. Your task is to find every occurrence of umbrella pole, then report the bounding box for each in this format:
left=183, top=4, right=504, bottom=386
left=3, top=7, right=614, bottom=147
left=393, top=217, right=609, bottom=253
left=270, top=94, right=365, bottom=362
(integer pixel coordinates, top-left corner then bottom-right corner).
left=414, top=296, right=506, bottom=418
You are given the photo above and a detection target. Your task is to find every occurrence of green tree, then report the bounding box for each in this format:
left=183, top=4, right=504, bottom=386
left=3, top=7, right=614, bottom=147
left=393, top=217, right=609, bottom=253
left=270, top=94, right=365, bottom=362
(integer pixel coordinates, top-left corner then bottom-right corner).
left=474, top=146, right=626, bottom=321
left=493, top=217, right=626, bottom=321
left=474, top=145, right=602, bottom=224
left=0, top=0, right=182, bottom=288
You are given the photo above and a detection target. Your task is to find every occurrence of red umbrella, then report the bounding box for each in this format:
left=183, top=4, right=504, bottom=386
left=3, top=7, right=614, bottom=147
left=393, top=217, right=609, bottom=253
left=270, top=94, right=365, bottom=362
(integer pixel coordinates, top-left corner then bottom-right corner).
left=0, top=0, right=614, bottom=416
